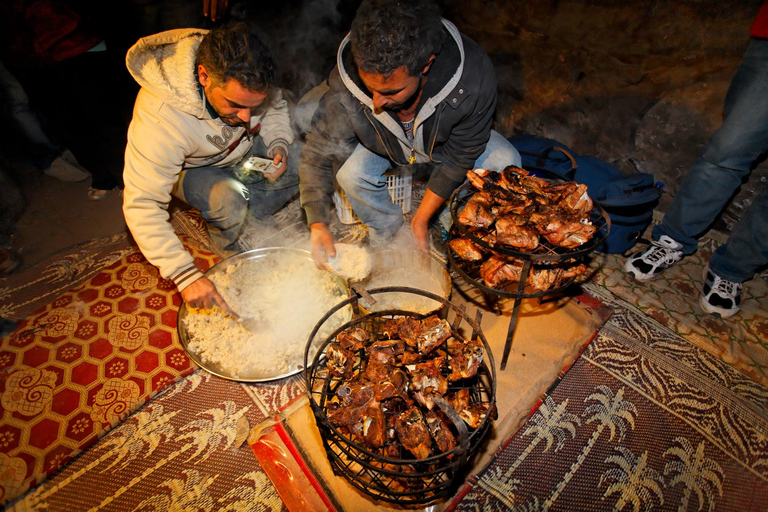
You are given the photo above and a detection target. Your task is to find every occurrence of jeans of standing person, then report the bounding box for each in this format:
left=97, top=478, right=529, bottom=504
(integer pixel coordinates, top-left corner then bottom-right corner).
left=335, top=130, right=522, bottom=240
left=652, top=37, right=768, bottom=283
left=0, top=61, right=61, bottom=170
left=173, top=137, right=301, bottom=251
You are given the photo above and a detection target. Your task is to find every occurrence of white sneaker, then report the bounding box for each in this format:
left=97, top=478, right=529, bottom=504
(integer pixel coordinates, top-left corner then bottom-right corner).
left=623, top=235, right=684, bottom=281
left=700, top=265, right=742, bottom=318
left=43, top=157, right=91, bottom=182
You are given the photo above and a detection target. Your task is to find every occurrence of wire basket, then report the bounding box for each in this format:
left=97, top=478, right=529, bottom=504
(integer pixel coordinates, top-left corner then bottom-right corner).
left=333, top=168, right=413, bottom=224
left=304, top=287, right=496, bottom=505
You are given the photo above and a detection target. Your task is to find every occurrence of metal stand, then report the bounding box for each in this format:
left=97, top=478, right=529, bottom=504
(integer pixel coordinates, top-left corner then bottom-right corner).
left=499, top=259, right=531, bottom=370
left=446, top=179, right=610, bottom=372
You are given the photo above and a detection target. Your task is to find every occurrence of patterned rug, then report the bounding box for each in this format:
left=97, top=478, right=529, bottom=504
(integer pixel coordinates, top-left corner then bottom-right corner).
left=0, top=232, right=219, bottom=506
left=589, top=213, right=768, bottom=388
left=0, top=234, right=135, bottom=321
left=8, top=369, right=305, bottom=511
left=450, top=283, right=768, bottom=511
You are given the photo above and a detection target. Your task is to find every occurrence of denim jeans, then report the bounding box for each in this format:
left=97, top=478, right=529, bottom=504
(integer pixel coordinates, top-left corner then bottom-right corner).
left=653, top=38, right=768, bottom=283
left=173, top=138, right=301, bottom=251
left=335, top=130, right=522, bottom=240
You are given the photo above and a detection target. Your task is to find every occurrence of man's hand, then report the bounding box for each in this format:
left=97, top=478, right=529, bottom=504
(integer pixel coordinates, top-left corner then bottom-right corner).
left=180, top=277, right=232, bottom=315
left=203, top=0, right=228, bottom=21
left=411, top=189, right=446, bottom=253
left=266, top=147, right=288, bottom=181
left=411, top=213, right=431, bottom=253
left=310, top=222, right=335, bottom=268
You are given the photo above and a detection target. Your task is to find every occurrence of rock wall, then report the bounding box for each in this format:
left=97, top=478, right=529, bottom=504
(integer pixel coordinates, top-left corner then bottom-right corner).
left=441, top=0, right=766, bottom=230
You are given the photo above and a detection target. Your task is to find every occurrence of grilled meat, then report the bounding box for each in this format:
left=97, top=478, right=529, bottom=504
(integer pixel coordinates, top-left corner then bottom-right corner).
left=337, top=327, right=369, bottom=352
left=394, top=408, right=432, bottom=459
left=448, top=338, right=484, bottom=381
left=425, top=410, right=458, bottom=453
left=326, top=343, right=355, bottom=379
left=417, top=317, right=452, bottom=355
left=449, top=238, right=485, bottom=261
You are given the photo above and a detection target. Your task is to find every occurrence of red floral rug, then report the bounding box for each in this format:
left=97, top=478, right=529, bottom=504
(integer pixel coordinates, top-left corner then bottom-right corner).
left=0, top=233, right=219, bottom=506
left=8, top=370, right=304, bottom=511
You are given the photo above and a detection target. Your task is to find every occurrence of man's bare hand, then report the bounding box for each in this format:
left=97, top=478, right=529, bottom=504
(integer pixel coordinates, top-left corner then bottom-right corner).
left=310, top=223, right=335, bottom=268
left=203, top=0, right=228, bottom=21
left=180, top=277, right=232, bottom=315
left=266, top=147, right=288, bottom=181
left=411, top=214, right=431, bottom=253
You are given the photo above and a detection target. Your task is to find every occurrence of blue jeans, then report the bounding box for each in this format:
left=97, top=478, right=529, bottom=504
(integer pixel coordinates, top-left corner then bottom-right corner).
left=654, top=38, right=768, bottom=283
left=173, top=138, right=301, bottom=250
left=335, top=130, right=522, bottom=240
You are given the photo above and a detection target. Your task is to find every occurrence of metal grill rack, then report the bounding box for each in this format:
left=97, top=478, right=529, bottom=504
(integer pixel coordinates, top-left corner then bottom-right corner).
left=448, top=179, right=610, bottom=370
left=304, top=287, right=496, bottom=506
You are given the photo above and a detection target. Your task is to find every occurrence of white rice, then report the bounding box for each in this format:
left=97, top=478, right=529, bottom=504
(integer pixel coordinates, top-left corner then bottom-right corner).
left=328, top=243, right=372, bottom=281
left=183, top=252, right=349, bottom=379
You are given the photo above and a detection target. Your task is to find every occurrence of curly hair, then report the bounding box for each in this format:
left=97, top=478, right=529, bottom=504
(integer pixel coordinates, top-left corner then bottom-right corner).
left=196, top=21, right=278, bottom=92
left=349, top=0, right=446, bottom=76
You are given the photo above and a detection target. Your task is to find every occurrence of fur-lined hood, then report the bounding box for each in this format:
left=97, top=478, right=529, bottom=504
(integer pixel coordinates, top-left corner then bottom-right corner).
left=125, top=28, right=209, bottom=118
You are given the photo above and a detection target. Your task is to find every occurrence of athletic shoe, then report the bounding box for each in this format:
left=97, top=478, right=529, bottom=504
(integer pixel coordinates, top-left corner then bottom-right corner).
left=0, top=246, right=21, bottom=276
left=623, top=235, right=684, bottom=281
left=700, top=265, right=741, bottom=318
left=87, top=187, right=117, bottom=200
left=43, top=157, right=91, bottom=182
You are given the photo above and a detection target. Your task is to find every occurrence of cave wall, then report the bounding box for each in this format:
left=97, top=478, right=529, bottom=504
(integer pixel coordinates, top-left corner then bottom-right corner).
left=441, top=0, right=766, bottom=228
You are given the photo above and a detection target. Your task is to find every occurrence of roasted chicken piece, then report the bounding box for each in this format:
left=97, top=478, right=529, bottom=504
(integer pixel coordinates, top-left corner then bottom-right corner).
left=457, top=195, right=495, bottom=229
left=425, top=410, right=458, bottom=454
left=337, top=327, right=369, bottom=352
left=495, top=214, right=539, bottom=250
left=527, top=263, right=588, bottom=292
left=394, top=408, right=432, bottom=459
left=479, top=255, right=523, bottom=288
left=326, top=343, right=355, bottom=379
left=417, top=317, right=452, bottom=355
left=448, top=338, right=484, bottom=381
left=545, top=181, right=593, bottom=215
left=449, top=238, right=485, bottom=261
left=529, top=204, right=596, bottom=249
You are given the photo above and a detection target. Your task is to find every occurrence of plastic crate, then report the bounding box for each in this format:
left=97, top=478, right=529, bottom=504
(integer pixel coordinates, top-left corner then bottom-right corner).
left=333, top=168, right=413, bottom=224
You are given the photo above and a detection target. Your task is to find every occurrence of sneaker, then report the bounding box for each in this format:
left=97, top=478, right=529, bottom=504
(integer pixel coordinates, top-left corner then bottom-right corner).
left=0, top=246, right=22, bottom=276
left=623, top=235, right=684, bottom=281
left=43, top=156, right=91, bottom=182
left=87, top=187, right=117, bottom=200
left=700, top=265, right=741, bottom=318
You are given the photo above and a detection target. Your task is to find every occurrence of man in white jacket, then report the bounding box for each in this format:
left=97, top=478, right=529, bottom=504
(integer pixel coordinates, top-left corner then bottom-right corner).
left=123, top=22, right=298, bottom=311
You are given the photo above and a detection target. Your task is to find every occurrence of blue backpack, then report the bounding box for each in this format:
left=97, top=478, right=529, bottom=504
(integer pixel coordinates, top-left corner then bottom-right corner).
left=507, top=134, right=663, bottom=254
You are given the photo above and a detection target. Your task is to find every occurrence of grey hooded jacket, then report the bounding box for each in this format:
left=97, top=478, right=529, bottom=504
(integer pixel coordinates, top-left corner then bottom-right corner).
left=299, top=20, right=499, bottom=226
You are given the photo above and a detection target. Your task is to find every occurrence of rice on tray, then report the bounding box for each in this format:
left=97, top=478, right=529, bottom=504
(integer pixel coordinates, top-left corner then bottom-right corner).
left=183, top=252, right=349, bottom=379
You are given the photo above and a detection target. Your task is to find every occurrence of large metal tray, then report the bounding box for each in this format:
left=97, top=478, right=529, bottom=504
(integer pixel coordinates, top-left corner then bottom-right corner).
left=177, top=247, right=351, bottom=382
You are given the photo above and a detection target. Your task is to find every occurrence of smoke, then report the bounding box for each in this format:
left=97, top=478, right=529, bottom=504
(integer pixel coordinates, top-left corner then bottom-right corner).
left=233, top=0, right=352, bottom=100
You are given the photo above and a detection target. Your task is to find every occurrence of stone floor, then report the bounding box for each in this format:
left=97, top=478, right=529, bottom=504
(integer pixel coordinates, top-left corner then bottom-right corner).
left=3, top=156, right=127, bottom=273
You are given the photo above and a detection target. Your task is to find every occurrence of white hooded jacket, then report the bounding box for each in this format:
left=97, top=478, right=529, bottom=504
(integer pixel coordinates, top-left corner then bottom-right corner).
left=123, top=28, right=293, bottom=291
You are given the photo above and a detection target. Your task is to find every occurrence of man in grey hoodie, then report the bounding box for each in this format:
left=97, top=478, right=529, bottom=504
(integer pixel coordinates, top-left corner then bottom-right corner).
left=123, top=22, right=298, bottom=310
left=298, top=0, right=520, bottom=266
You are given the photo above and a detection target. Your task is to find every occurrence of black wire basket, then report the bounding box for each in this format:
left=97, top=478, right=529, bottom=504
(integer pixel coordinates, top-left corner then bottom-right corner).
left=304, top=286, right=496, bottom=506
left=447, top=179, right=610, bottom=299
